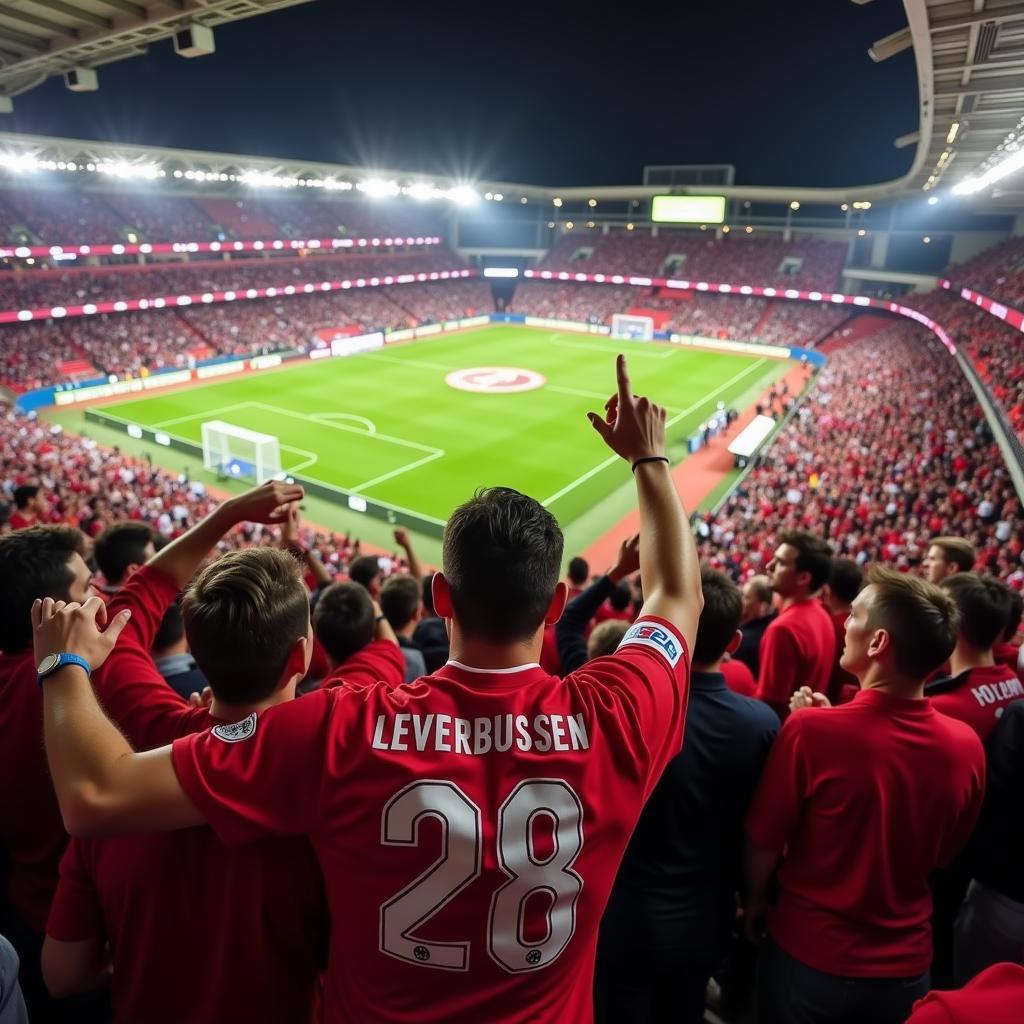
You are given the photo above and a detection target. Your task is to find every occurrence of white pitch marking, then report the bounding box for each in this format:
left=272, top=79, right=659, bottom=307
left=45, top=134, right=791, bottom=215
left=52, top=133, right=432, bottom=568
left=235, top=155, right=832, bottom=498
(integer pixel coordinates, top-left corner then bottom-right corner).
left=540, top=358, right=770, bottom=508
left=308, top=412, right=378, bottom=433
left=349, top=449, right=446, bottom=492
left=363, top=352, right=454, bottom=373
left=151, top=402, right=254, bottom=428
left=551, top=335, right=677, bottom=359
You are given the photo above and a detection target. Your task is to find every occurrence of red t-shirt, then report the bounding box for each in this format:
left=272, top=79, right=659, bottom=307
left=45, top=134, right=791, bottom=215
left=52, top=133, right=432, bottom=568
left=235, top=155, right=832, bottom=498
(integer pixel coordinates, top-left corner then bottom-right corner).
left=50, top=565, right=405, bottom=1024
left=906, top=962, right=1024, bottom=1024
left=172, top=616, right=691, bottom=1024
left=746, top=689, right=985, bottom=977
left=7, top=510, right=36, bottom=530
left=927, top=664, right=1024, bottom=743
left=721, top=656, right=757, bottom=697
left=756, top=598, right=836, bottom=715
left=992, top=641, right=1021, bottom=679
left=0, top=650, right=67, bottom=931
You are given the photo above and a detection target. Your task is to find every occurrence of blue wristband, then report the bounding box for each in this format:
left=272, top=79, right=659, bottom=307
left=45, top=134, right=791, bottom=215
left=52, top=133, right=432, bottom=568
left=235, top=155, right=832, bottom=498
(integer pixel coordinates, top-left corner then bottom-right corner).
left=37, top=652, right=92, bottom=686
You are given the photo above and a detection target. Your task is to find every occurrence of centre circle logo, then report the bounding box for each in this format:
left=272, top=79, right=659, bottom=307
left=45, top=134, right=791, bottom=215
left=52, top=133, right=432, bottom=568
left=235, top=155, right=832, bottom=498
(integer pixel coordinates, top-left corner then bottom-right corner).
left=445, top=367, right=546, bottom=394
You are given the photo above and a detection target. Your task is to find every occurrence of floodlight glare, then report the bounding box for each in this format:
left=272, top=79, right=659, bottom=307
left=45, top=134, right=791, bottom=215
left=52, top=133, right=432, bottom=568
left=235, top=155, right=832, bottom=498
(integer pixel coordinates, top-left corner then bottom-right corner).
left=651, top=195, right=726, bottom=224
left=445, top=185, right=479, bottom=205
left=954, top=145, right=1024, bottom=195
left=358, top=178, right=400, bottom=198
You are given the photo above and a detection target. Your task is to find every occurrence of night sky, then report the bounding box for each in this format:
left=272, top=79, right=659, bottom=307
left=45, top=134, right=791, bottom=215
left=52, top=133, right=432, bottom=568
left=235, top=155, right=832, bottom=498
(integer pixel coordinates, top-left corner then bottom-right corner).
left=4, top=0, right=919, bottom=188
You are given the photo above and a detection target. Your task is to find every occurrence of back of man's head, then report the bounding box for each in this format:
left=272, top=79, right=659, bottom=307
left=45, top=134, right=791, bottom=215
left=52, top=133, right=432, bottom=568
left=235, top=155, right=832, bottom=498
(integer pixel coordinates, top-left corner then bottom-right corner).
left=421, top=572, right=437, bottom=617
left=941, top=573, right=1012, bottom=653
left=567, top=557, right=589, bottom=587
left=13, top=484, right=38, bottom=511
left=0, top=525, right=86, bottom=652
left=778, top=530, right=833, bottom=594
left=380, top=574, right=421, bottom=632
left=828, top=558, right=863, bottom=607
left=313, top=581, right=375, bottom=666
left=183, top=547, right=309, bottom=705
left=866, top=566, right=960, bottom=681
left=742, top=575, right=773, bottom=621
left=587, top=619, right=629, bottom=660
left=608, top=581, right=632, bottom=612
left=693, top=567, right=744, bottom=666
left=348, top=555, right=383, bottom=595
left=443, top=487, right=563, bottom=644
left=94, top=521, right=155, bottom=587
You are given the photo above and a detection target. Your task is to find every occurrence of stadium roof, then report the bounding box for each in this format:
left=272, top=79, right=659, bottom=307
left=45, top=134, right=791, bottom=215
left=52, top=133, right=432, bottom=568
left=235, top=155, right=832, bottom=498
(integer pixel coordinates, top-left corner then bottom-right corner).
left=0, top=1, right=313, bottom=101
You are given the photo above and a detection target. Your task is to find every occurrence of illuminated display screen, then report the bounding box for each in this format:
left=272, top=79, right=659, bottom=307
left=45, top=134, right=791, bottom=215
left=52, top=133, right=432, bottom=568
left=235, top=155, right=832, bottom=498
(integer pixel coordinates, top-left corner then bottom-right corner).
left=651, top=195, right=727, bottom=224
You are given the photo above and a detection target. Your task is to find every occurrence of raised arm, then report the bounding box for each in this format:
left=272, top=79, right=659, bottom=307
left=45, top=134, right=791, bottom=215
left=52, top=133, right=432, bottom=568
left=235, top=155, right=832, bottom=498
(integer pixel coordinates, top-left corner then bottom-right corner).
left=589, top=355, right=702, bottom=653
left=279, top=501, right=333, bottom=589
left=393, top=528, right=424, bottom=583
left=35, top=596, right=204, bottom=836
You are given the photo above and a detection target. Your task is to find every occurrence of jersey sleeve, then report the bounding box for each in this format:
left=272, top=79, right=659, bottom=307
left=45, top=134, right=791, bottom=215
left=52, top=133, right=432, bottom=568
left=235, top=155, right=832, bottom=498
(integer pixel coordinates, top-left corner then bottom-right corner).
left=745, top=713, right=810, bottom=851
left=45, top=840, right=104, bottom=943
left=321, top=638, right=406, bottom=690
left=94, top=565, right=201, bottom=749
left=756, top=620, right=801, bottom=712
left=567, top=615, right=690, bottom=799
left=171, top=687, right=346, bottom=845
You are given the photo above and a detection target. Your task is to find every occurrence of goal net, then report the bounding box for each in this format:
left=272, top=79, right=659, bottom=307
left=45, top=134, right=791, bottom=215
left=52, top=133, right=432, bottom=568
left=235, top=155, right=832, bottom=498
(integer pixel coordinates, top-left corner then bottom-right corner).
left=201, top=420, right=282, bottom=483
left=610, top=313, right=655, bottom=340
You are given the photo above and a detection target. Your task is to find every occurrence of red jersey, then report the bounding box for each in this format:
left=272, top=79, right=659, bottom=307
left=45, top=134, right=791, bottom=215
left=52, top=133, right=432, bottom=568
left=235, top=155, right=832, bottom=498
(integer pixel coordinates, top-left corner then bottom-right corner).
left=172, top=616, right=691, bottom=1024
left=906, top=962, right=1024, bottom=1024
left=756, top=598, right=836, bottom=715
left=54, top=565, right=404, bottom=1023
left=926, top=664, right=1024, bottom=743
left=746, top=689, right=985, bottom=977
left=721, top=656, right=757, bottom=697
left=7, top=510, right=36, bottom=530
left=592, top=603, right=634, bottom=626
left=0, top=650, right=67, bottom=931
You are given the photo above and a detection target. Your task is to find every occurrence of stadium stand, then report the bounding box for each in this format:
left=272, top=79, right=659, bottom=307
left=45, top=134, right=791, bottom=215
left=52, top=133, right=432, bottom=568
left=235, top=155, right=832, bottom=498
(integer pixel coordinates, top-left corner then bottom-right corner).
left=942, top=235, right=1024, bottom=305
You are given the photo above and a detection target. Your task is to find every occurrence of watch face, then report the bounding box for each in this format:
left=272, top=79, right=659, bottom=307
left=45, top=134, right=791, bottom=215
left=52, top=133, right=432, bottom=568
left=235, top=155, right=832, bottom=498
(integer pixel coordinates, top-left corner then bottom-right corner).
left=37, top=653, right=60, bottom=675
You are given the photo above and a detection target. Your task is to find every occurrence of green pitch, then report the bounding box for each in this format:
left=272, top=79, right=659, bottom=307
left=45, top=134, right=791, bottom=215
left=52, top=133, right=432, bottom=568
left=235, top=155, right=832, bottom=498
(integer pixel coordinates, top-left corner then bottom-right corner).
left=95, top=326, right=787, bottom=549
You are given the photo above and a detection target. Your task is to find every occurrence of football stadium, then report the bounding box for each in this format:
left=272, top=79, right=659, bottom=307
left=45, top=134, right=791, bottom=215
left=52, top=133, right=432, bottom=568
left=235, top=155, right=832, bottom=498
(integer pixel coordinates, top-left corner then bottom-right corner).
left=1, top=1, right=1024, bottom=1022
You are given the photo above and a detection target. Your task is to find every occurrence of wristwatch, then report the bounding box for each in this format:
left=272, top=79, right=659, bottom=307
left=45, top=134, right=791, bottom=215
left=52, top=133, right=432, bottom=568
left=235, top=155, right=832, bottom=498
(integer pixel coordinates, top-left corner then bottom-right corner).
left=37, top=652, right=92, bottom=685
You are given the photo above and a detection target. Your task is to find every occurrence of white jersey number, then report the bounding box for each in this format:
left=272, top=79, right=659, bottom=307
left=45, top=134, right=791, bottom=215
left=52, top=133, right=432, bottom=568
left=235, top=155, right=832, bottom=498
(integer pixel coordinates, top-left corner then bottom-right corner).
left=379, top=779, right=584, bottom=973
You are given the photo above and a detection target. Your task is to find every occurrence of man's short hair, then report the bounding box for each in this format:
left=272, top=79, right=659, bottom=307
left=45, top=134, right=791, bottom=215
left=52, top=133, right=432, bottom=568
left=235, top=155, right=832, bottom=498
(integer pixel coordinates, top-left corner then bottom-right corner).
left=1003, top=588, right=1023, bottom=643
left=588, top=619, right=629, bottom=660
left=0, top=525, right=86, bottom=652
left=153, top=599, right=185, bottom=652
left=93, top=521, right=155, bottom=586
left=941, top=573, right=1012, bottom=653
left=183, top=548, right=310, bottom=705
left=313, top=581, right=375, bottom=665
left=12, top=484, right=38, bottom=510
left=694, top=567, right=743, bottom=665
left=929, top=536, right=976, bottom=573
left=778, top=530, right=833, bottom=592
left=443, top=487, right=563, bottom=644
left=567, top=557, right=589, bottom=587
left=608, top=581, right=632, bottom=612
left=828, top=558, right=863, bottom=606
left=380, top=574, right=420, bottom=631
left=744, top=575, right=773, bottom=605
left=421, top=572, right=436, bottom=616
left=348, top=554, right=382, bottom=591
left=866, top=566, right=960, bottom=680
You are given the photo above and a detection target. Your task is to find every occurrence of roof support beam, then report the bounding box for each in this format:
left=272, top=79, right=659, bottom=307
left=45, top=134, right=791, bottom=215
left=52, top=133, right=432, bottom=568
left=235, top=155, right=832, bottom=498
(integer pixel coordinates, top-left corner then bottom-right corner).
left=26, top=0, right=113, bottom=31
left=0, top=29, right=49, bottom=54
left=934, top=73, right=1024, bottom=96
left=931, top=4, right=1024, bottom=32
left=0, top=10, right=76, bottom=37
left=93, top=0, right=147, bottom=17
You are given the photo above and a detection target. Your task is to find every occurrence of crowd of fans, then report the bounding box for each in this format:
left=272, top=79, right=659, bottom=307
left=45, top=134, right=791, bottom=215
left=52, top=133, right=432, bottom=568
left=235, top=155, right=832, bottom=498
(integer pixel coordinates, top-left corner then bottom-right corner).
left=0, top=187, right=443, bottom=246
left=1, top=315, right=1022, bottom=1022
left=942, top=235, right=1024, bottom=305
left=539, top=230, right=847, bottom=291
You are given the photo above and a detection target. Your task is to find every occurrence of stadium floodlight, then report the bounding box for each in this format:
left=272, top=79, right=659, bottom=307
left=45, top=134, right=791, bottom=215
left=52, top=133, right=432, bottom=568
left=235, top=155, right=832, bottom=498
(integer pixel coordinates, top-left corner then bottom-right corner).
left=358, top=178, right=400, bottom=198
left=97, top=160, right=161, bottom=180
left=483, top=267, right=519, bottom=278
left=445, top=185, right=478, bottom=205
left=946, top=121, right=961, bottom=145
left=0, top=153, right=39, bottom=173
left=954, top=143, right=1024, bottom=195
left=868, top=27, right=912, bottom=63
left=928, top=195, right=940, bottom=205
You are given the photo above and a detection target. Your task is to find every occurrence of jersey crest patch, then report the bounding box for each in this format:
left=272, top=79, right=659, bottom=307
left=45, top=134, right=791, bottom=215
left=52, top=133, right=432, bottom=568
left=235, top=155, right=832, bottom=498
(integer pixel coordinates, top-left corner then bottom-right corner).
left=618, top=621, right=682, bottom=667
left=212, top=712, right=257, bottom=744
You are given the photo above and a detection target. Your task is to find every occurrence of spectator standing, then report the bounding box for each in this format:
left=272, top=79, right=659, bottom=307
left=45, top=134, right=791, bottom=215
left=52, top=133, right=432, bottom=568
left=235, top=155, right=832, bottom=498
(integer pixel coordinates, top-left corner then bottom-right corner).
left=746, top=568, right=985, bottom=1024
left=922, top=537, right=976, bottom=585
left=821, top=557, right=862, bottom=704
left=380, top=574, right=427, bottom=683
left=734, top=575, right=775, bottom=679
left=755, top=532, right=836, bottom=718
left=92, top=522, right=156, bottom=596
left=595, top=567, right=778, bottom=1023
left=8, top=485, right=42, bottom=531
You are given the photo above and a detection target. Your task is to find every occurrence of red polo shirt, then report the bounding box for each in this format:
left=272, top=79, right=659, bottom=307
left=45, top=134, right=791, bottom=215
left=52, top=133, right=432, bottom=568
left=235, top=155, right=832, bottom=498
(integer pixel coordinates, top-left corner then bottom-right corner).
left=721, top=656, right=757, bottom=697
left=46, top=564, right=404, bottom=1024
left=926, top=664, right=1024, bottom=742
left=756, top=598, right=836, bottom=715
left=746, top=689, right=985, bottom=977
left=906, top=962, right=1024, bottom=1024
left=0, top=651, right=67, bottom=931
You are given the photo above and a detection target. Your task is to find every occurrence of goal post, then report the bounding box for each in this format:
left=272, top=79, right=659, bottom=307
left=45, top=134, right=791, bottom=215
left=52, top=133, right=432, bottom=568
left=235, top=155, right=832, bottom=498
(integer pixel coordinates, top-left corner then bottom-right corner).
left=610, top=313, right=655, bottom=340
left=201, top=420, right=282, bottom=483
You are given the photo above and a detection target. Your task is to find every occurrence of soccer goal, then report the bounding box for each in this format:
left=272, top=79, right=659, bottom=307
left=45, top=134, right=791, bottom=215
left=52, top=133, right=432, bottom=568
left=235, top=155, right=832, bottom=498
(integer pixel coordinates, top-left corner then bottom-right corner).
left=610, top=313, right=655, bottom=340
left=201, top=420, right=282, bottom=483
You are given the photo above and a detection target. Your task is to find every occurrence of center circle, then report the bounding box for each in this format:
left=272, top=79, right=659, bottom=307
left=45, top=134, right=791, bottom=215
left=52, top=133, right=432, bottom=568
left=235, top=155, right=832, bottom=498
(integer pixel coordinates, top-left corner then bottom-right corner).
left=445, top=366, right=546, bottom=394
